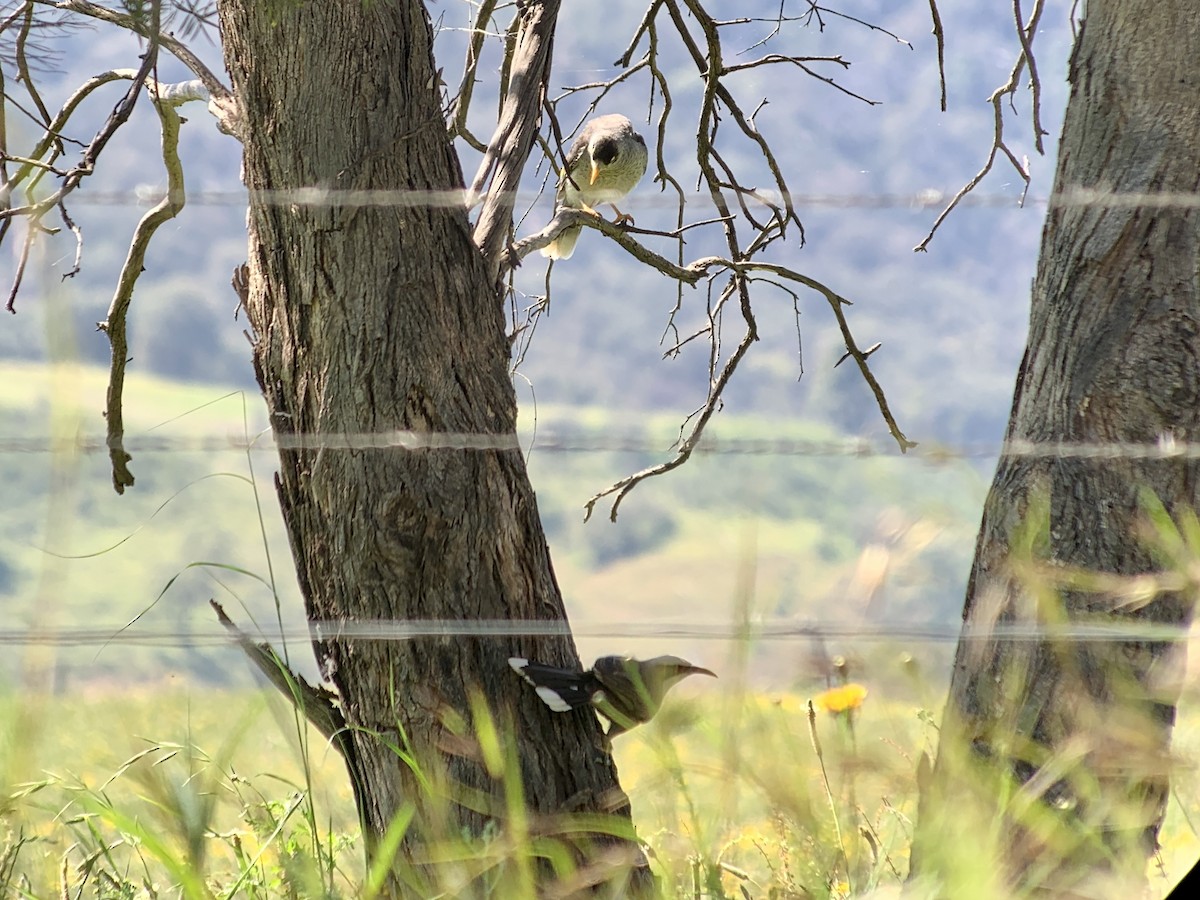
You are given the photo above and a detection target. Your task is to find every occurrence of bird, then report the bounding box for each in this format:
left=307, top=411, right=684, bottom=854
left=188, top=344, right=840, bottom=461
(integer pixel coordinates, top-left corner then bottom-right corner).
left=508, top=654, right=716, bottom=739
left=540, top=113, right=649, bottom=260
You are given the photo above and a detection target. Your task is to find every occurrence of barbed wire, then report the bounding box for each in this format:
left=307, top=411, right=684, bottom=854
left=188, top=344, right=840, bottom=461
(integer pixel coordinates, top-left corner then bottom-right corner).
left=4, top=618, right=1197, bottom=648
left=3, top=431, right=1199, bottom=462
left=51, top=186, right=1200, bottom=212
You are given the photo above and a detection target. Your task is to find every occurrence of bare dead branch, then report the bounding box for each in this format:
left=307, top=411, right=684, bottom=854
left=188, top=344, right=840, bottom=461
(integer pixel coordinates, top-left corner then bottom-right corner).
left=928, top=0, right=946, bottom=111
left=4, top=226, right=33, bottom=313
left=642, top=15, right=689, bottom=347
left=1013, top=0, right=1046, bottom=154
left=470, top=0, right=561, bottom=280
left=554, top=60, right=650, bottom=104
left=727, top=2, right=912, bottom=50
left=15, top=4, right=57, bottom=145
left=584, top=320, right=757, bottom=523
left=512, top=0, right=910, bottom=517
left=735, top=0, right=791, bottom=54
left=509, top=208, right=692, bottom=280
left=680, top=3, right=792, bottom=228
left=687, top=261, right=913, bottom=455
left=97, top=76, right=189, bottom=494
left=913, top=101, right=1010, bottom=254
left=616, top=0, right=662, bottom=65
left=446, top=0, right=498, bottom=153
left=514, top=203, right=913, bottom=508
left=2, top=69, right=134, bottom=220
left=485, top=0, right=910, bottom=516
left=0, top=2, right=25, bottom=34
left=2, top=52, right=213, bottom=311
left=210, top=600, right=347, bottom=748
left=723, top=52, right=878, bottom=106
left=496, top=5, right=520, bottom=114
left=0, top=151, right=65, bottom=175
left=0, top=56, right=10, bottom=252
left=58, top=198, right=81, bottom=278
left=2, top=64, right=154, bottom=311
left=836, top=341, right=880, bottom=367
left=34, top=0, right=239, bottom=133
left=722, top=51, right=849, bottom=74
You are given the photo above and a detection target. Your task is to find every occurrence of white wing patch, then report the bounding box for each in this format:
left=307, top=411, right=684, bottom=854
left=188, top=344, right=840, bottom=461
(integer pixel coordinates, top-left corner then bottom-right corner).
left=535, top=686, right=573, bottom=713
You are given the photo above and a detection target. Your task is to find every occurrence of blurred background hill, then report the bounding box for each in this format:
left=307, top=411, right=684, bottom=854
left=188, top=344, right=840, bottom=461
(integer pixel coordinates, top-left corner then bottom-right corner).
left=1, top=2, right=1078, bottom=695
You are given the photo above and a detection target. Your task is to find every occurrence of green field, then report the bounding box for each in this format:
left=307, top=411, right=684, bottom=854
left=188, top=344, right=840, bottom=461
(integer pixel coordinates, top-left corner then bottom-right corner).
left=3, top=362, right=1199, bottom=896
left=2, top=361, right=986, bottom=688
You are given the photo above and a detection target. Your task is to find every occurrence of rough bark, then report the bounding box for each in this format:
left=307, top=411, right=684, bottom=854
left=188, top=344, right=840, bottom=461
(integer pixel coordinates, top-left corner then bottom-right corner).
left=912, top=3, right=1200, bottom=895
left=216, top=0, right=647, bottom=891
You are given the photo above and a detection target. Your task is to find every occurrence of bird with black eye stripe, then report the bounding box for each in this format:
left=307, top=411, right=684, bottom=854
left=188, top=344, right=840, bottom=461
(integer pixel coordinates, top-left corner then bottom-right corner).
left=541, top=113, right=649, bottom=260
left=509, top=654, right=716, bottom=739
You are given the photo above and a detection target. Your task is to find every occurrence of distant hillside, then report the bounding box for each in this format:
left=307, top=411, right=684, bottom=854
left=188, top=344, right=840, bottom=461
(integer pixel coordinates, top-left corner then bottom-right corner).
left=1, top=5, right=1079, bottom=451
left=2, top=6, right=1083, bottom=696
left=1, top=363, right=985, bottom=690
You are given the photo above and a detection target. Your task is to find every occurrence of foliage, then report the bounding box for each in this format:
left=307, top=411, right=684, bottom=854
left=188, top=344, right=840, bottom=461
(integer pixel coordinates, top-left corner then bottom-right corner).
left=2, top=672, right=1197, bottom=898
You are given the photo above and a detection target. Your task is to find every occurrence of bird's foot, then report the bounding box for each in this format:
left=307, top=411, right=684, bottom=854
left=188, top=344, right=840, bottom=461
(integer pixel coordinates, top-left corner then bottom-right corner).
left=609, top=204, right=635, bottom=227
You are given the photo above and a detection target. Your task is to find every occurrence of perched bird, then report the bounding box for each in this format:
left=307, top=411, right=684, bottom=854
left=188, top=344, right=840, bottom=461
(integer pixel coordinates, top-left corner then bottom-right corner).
left=509, top=654, right=716, bottom=739
left=541, top=113, right=649, bottom=260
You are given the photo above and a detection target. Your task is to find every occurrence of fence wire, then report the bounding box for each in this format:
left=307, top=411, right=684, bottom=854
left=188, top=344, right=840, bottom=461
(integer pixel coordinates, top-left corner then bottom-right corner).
left=3, top=432, right=1200, bottom=462
left=3, top=618, right=1198, bottom=648
left=8, top=184, right=1200, bottom=656
left=52, top=187, right=1200, bottom=211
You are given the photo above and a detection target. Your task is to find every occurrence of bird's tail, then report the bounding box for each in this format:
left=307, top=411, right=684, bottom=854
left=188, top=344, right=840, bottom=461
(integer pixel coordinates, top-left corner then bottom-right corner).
left=540, top=224, right=582, bottom=260
left=508, top=657, right=595, bottom=711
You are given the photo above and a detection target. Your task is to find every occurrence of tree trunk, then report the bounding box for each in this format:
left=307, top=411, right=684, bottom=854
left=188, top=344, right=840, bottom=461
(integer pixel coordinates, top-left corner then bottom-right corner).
left=912, top=3, right=1200, bottom=895
left=216, top=0, right=647, bottom=891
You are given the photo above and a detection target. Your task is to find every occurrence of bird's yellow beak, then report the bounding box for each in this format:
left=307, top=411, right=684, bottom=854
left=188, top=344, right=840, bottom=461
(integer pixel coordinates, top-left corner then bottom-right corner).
left=589, top=161, right=601, bottom=185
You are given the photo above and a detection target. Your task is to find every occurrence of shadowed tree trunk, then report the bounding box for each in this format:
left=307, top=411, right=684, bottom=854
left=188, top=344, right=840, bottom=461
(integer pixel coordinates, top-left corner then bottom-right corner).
left=912, top=3, right=1200, bottom=895
left=217, top=0, right=647, bottom=891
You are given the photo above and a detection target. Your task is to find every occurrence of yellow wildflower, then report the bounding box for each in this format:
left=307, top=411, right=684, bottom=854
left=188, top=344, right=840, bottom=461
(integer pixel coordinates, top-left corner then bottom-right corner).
left=813, top=683, right=868, bottom=714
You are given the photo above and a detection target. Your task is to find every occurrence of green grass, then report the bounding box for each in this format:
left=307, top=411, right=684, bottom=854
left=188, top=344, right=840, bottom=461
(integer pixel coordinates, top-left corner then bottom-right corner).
left=0, top=687, right=358, bottom=898
left=0, top=680, right=922, bottom=898
left=3, top=675, right=1198, bottom=897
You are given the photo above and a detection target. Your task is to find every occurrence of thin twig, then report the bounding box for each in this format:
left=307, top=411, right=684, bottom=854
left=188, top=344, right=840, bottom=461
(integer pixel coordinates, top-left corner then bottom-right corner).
left=801, top=2, right=911, bottom=46
left=447, top=0, right=499, bottom=152
left=916, top=0, right=1045, bottom=250
left=928, top=0, right=946, bottom=111
left=519, top=0, right=909, bottom=518
left=58, top=198, right=82, bottom=278
left=4, top=227, right=33, bottom=313
left=584, top=321, right=757, bottom=523
left=15, top=4, right=57, bottom=141
left=722, top=53, right=878, bottom=106
left=36, top=0, right=237, bottom=128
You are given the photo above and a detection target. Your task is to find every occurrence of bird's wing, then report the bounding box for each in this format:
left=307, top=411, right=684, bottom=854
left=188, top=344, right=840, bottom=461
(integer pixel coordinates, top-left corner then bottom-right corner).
left=555, top=125, right=595, bottom=206
left=508, top=657, right=598, bottom=712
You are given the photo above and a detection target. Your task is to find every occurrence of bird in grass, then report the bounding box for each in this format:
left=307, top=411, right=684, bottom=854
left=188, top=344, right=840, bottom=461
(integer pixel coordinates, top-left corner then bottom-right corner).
left=509, top=654, right=716, bottom=739
left=540, top=113, right=649, bottom=260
